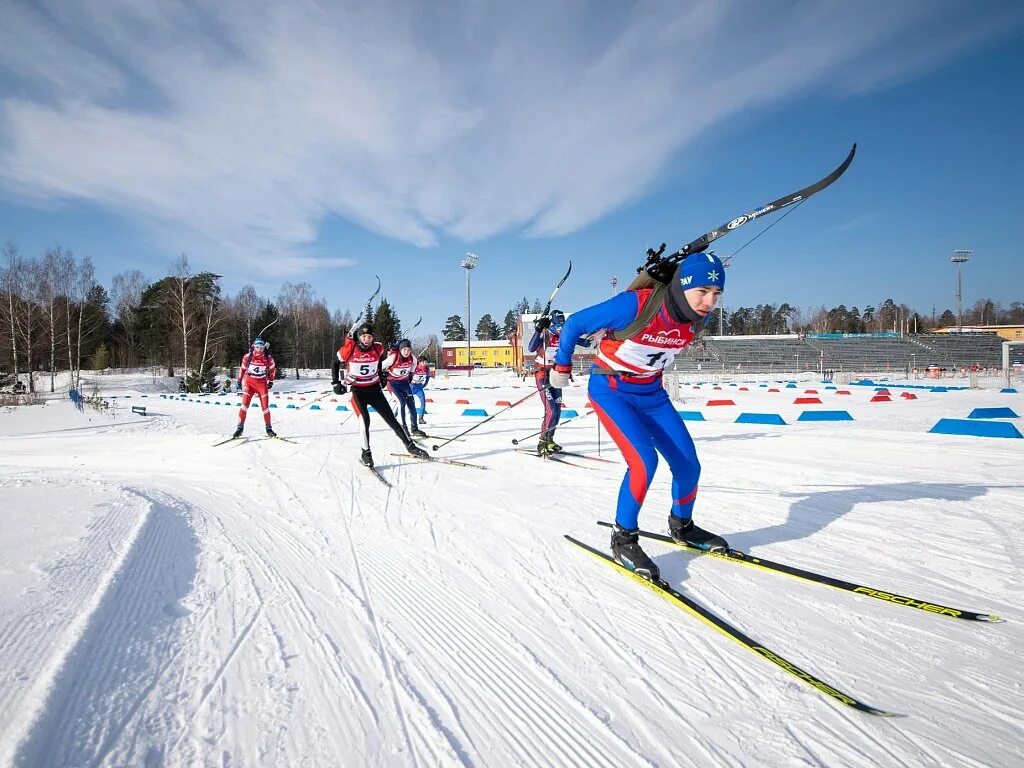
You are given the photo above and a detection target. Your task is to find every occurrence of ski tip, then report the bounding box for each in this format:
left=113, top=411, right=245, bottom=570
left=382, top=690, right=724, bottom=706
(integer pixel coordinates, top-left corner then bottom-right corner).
left=865, top=707, right=904, bottom=719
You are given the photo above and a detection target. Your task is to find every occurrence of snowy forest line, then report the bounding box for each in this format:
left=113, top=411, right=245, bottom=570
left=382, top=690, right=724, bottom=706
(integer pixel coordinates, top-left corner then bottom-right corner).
left=3, top=241, right=1021, bottom=394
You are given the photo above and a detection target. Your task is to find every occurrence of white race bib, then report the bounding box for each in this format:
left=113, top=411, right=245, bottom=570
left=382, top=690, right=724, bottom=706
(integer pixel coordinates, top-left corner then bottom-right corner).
left=607, top=339, right=680, bottom=372
left=350, top=362, right=377, bottom=381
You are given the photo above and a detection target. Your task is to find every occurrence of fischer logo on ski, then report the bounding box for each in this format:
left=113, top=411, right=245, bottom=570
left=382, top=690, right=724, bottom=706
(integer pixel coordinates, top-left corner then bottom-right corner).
left=851, top=588, right=965, bottom=617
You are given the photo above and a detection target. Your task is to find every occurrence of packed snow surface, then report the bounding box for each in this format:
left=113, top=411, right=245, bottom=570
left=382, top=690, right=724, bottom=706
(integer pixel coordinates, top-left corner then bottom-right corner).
left=1, top=370, right=1022, bottom=767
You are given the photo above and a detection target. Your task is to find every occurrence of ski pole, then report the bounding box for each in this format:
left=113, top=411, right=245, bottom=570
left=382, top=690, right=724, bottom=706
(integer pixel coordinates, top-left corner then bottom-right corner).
left=253, top=317, right=279, bottom=342
left=297, top=387, right=335, bottom=409
left=538, top=262, right=572, bottom=318
left=350, top=276, right=382, bottom=329
left=510, top=407, right=594, bottom=444
left=432, top=389, right=540, bottom=452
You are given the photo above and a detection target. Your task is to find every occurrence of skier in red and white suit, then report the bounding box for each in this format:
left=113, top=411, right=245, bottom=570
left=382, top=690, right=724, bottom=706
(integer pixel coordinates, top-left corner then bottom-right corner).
left=232, top=337, right=277, bottom=438
left=331, top=323, right=429, bottom=468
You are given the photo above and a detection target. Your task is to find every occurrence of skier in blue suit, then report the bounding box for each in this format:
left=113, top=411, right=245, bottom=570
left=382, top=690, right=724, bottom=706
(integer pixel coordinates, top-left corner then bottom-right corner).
left=551, top=253, right=730, bottom=580
left=411, top=358, right=431, bottom=423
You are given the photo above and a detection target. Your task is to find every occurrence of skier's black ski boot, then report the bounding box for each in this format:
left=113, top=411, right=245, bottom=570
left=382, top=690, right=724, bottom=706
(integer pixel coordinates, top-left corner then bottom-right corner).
left=538, top=436, right=564, bottom=457
left=405, top=441, right=429, bottom=460
left=668, top=515, right=729, bottom=553
left=360, top=449, right=374, bottom=468
left=232, top=423, right=244, bottom=439
left=411, top=428, right=428, bottom=438
left=265, top=426, right=278, bottom=438
left=610, top=524, right=660, bottom=581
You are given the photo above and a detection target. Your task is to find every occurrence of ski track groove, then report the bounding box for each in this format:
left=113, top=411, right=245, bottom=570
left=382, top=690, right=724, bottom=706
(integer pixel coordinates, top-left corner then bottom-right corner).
left=0, top=483, right=151, bottom=766
left=546, top=547, right=718, bottom=752
left=189, top=602, right=263, bottom=721
left=557, top=578, right=719, bottom=735
left=8, top=489, right=197, bottom=768
left=333, top=468, right=425, bottom=768
left=203, top=491, right=388, bottom=762
left=349, top=520, right=657, bottom=767
left=146, top=437, right=401, bottom=764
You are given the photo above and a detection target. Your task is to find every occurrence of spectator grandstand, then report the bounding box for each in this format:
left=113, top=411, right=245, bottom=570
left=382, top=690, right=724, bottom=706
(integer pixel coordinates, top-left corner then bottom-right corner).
left=664, top=332, right=1004, bottom=374
left=910, top=333, right=1004, bottom=369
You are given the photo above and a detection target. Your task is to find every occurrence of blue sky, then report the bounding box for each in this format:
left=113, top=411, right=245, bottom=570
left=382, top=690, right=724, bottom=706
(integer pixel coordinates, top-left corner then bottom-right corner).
left=1, top=0, right=1022, bottom=334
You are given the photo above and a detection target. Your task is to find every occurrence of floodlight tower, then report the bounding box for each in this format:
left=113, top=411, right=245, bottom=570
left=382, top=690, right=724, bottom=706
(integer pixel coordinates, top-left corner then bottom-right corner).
left=950, top=249, right=972, bottom=333
left=461, top=252, right=479, bottom=375
left=610, top=276, right=618, bottom=297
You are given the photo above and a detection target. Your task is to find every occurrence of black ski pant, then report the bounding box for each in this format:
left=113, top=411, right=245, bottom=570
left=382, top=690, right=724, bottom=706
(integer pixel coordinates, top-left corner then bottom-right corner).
left=351, top=384, right=411, bottom=452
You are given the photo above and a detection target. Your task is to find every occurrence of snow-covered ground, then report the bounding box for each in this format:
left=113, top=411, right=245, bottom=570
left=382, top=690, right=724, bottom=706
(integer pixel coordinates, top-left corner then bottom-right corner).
left=1, top=369, right=1022, bottom=767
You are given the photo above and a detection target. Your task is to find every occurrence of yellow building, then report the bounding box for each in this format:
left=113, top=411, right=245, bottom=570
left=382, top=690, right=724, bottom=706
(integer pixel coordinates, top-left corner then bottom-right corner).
left=441, top=339, right=516, bottom=368
left=932, top=325, right=1024, bottom=341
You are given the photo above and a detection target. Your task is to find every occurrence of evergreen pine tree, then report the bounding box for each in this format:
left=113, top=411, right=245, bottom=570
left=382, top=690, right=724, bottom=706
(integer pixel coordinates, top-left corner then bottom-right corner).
left=502, top=310, right=516, bottom=337
left=373, top=298, right=401, bottom=349
left=475, top=313, right=497, bottom=340
left=443, top=315, right=466, bottom=341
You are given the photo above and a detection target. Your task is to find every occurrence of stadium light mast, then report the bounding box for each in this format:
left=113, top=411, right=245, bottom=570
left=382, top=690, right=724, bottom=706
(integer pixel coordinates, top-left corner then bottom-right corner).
left=461, top=252, right=479, bottom=375
left=610, top=275, right=618, bottom=297
left=950, top=249, right=972, bottom=333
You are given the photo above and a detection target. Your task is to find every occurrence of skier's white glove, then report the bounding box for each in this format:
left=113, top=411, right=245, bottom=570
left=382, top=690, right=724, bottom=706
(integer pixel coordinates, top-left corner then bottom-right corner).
left=549, top=365, right=572, bottom=389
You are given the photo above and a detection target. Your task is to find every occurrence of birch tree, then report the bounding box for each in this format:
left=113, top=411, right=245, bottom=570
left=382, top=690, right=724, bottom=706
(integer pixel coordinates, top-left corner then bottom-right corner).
left=168, top=254, right=194, bottom=379
left=74, top=256, right=97, bottom=387
left=1, top=242, right=20, bottom=382
left=111, top=269, right=146, bottom=368
left=278, top=281, right=314, bottom=378
left=41, top=248, right=63, bottom=392
left=188, top=274, right=222, bottom=392
left=236, top=284, right=261, bottom=344
left=56, top=248, right=77, bottom=387
left=17, top=258, right=45, bottom=393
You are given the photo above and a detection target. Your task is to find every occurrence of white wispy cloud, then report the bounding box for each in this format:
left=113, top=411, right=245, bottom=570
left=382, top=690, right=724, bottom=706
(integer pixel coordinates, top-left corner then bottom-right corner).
left=0, top=0, right=1019, bottom=275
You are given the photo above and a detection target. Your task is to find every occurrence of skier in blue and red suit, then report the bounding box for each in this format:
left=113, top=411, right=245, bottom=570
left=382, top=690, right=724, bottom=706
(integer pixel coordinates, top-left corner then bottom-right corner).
left=411, top=358, right=431, bottom=422
left=550, top=253, right=730, bottom=580
left=382, top=338, right=426, bottom=438
left=528, top=309, right=568, bottom=456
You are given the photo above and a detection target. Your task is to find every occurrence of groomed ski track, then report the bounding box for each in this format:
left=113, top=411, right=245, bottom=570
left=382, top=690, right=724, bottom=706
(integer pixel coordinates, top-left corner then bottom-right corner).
left=1, top=371, right=1021, bottom=767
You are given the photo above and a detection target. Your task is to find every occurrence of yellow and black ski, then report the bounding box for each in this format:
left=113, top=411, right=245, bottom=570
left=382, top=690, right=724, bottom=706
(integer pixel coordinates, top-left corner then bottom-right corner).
left=596, top=521, right=1000, bottom=623
left=566, top=535, right=899, bottom=717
